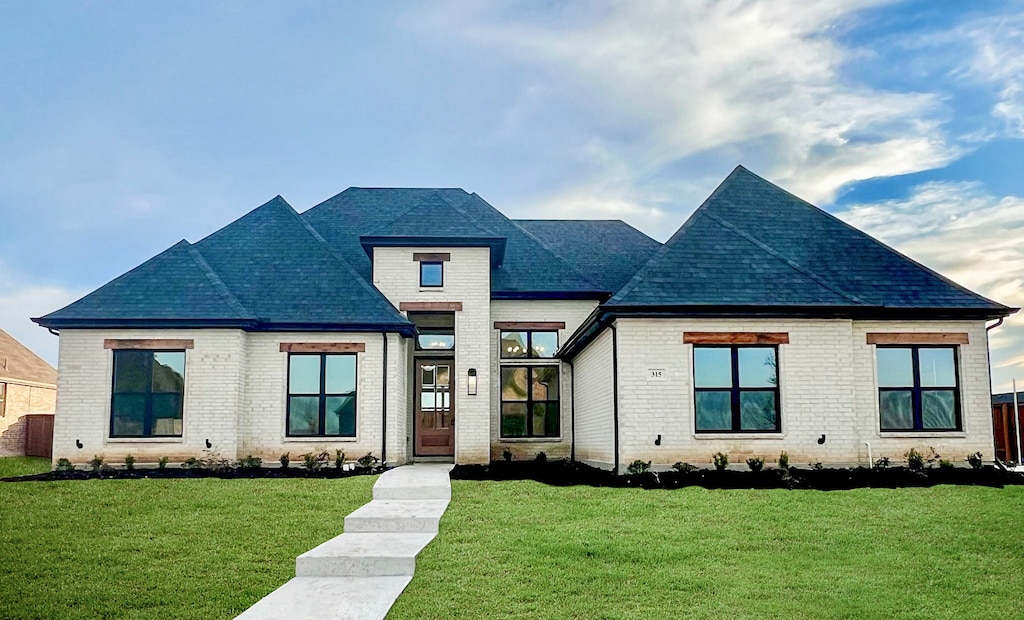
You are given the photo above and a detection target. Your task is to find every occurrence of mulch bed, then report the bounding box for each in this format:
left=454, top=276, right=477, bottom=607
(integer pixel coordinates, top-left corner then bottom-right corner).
left=1, top=466, right=385, bottom=482
left=450, top=459, right=1024, bottom=491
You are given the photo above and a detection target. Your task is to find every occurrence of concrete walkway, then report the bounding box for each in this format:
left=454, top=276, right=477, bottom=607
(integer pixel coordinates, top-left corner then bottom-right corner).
left=236, top=464, right=453, bottom=620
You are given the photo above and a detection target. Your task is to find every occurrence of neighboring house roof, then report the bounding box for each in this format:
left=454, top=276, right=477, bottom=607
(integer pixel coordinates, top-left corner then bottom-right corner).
left=515, top=220, right=662, bottom=293
left=0, top=328, right=57, bottom=386
left=993, top=392, right=1024, bottom=406
left=608, top=166, right=1013, bottom=316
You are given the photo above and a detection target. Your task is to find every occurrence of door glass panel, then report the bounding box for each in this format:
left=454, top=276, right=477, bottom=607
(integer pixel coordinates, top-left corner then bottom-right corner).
left=420, top=391, right=436, bottom=411
left=421, top=365, right=435, bottom=386
left=919, top=348, right=956, bottom=387
left=436, top=365, right=450, bottom=386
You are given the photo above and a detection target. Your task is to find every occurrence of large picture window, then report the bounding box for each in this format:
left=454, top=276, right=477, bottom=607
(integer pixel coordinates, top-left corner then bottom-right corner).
left=500, top=365, right=560, bottom=438
left=877, top=346, right=960, bottom=431
left=287, top=353, right=357, bottom=437
left=110, top=350, right=185, bottom=437
left=693, top=346, right=780, bottom=433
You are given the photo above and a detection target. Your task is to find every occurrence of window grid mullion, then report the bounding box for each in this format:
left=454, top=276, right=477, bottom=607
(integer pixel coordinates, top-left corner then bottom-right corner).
left=911, top=347, right=923, bottom=430
left=319, top=353, right=328, bottom=436
left=730, top=347, right=741, bottom=432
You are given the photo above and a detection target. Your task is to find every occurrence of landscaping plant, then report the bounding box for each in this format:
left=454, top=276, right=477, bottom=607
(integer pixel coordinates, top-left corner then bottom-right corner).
left=626, top=460, right=651, bottom=475
left=55, top=458, right=75, bottom=472
left=906, top=448, right=925, bottom=471
left=777, top=451, right=789, bottom=470
left=237, top=455, right=262, bottom=469
left=301, top=452, right=330, bottom=472
left=335, top=450, right=346, bottom=470
left=746, top=456, right=764, bottom=472
left=89, top=455, right=105, bottom=473
left=672, top=462, right=697, bottom=473
left=712, top=452, right=729, bottom=471
left=157, top=456, right=169, bottom=470
left=356, top=453, right=379, bottom=469
left=966, top=452, right=984, bottom=469
left=873, top=456, right=890, bottom=469
left=279, top=452, right=290, bottom=469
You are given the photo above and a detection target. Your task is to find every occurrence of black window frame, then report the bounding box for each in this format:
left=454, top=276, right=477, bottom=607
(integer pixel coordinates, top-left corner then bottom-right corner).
left=286, top=352, right=358, bottom=438
left=499, top=364, right=561, bottom=439
left=419, top=261, right=444, bottom=288
left=876, top=344, right=962, bottom=432
left=109, top=349, right=186, bottom=438
left=499, top=330, right=558, bottom=359
left=693, top=345, right=781, bottom=434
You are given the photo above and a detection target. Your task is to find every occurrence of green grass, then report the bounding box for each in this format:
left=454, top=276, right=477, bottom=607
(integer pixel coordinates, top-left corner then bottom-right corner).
left=0, top=456, right=51, bottom=478
left=389, top=481, right=1024, bottom=619
left=0, top=461, right=375, bottom=620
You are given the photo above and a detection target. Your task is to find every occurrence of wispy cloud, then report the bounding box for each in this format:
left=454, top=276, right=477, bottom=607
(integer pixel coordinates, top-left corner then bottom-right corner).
left=0, top=262, right=84, bottom=366
left=959, top=13, right=1024, bottom=137
left=839, top=181, right=1024, bottom=391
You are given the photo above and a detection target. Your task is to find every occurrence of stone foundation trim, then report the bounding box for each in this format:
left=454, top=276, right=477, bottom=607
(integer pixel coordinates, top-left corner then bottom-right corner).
left=682, top=332, right=789, bottom=345
left=279, top=342, right=367, bottom=353
left=865, top=332, right=969, bottom=345
left=103, top=338, right=195, bottom=350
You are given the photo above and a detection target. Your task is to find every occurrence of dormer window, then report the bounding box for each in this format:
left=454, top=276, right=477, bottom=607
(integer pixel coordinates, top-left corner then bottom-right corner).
left=420, top=261, right=443, bottom=287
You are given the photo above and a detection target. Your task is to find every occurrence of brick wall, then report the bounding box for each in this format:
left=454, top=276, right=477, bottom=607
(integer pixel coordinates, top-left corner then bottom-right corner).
left=489, top=299, right=597, bottom=461
left=372, top=246, right=492, bottom=464
left=599, top=317, right=993, bottom=469
left=0, top=381, right=56, bottom=456
left=572, top=328, right=615, bottom=468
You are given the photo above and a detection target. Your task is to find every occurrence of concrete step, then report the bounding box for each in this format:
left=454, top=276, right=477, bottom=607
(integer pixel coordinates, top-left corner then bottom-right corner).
left=234, top=576, right=412, bottom=620
left=372, top=463, right=453, bottom=500
left=296, top=532, right=436, bottom=577
left=344, top=499, right=450, bottom=533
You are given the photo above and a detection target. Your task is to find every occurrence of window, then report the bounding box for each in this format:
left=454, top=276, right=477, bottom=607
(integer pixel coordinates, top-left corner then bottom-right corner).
left=410, top=312, right=455, bottom=351
left=877, top=346, right=960, bottom=431
left=693, top=346, right=779, bottom=433
left=0, top=383, right=5, bottom=417
left=500, top=331, right=557, bottom=358
left=110, top=350, right=185, bottom=437
left=420, top=261, right=443, bottom=287
left=500, top=365, right=559, bottom=438
left=287, top=353, right=357, bottom=437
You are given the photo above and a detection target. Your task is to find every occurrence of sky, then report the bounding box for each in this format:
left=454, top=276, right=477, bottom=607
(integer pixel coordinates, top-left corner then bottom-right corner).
left=1, top=0, right=1023, bottom=392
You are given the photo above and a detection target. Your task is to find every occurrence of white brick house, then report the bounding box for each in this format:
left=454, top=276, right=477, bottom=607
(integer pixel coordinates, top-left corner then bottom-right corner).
left=35, top=167, right=1016, bottom=471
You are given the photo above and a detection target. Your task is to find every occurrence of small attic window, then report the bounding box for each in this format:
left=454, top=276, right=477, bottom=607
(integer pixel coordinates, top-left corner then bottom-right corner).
left=420, top=262, right=443, bottom=287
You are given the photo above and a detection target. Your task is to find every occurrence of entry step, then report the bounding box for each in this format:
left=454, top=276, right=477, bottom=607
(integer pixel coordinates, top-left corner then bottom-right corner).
left=344, top=499, right=450, bottom=533
left=234, top=576, right=412, bottom=620
left=296, top=532, right=436, bottom=577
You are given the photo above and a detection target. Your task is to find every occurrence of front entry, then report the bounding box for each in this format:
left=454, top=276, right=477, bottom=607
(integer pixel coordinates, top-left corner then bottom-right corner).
left=414, top=359, right=455, bottom=456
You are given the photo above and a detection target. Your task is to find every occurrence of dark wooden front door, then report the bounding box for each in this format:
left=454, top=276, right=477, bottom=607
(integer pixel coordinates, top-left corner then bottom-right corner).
left=415, top=359, right=455, bottom=456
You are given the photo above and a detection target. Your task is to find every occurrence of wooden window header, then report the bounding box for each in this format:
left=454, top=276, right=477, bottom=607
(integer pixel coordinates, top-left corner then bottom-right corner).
left=399, top=302, right=463, bottom=312
left=866, top=333, right=969, bottom=345
left=413, top=252, right=450, bottom=262
left=104, top=339, right=194, bottom=350
left=494, top=321, right=566, bottom=330
left=280, top=343, right=366, bottom=353
left=683, top=332, right=790, bottom=345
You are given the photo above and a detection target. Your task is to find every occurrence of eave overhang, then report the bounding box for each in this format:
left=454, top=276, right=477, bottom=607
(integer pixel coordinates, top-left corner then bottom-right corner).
left=359, top=235, right=507, bottom=267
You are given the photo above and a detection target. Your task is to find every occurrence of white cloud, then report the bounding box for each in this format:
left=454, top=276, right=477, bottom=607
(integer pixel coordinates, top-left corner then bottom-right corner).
left=406, top=0, right=960, bottom=214
left=959, top=14, right=1024, bottom=137
left=0, top=263, right=84, bottom=367
left=839, top=181, right=1024, bottom=392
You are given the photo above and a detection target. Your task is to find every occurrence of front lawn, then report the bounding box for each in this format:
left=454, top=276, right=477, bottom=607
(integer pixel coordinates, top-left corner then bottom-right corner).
left=0, top=459, right=375, bottom=619
left=0, top=456, right=51, bottom=478
left=389, top=480, right=1024, bottom=619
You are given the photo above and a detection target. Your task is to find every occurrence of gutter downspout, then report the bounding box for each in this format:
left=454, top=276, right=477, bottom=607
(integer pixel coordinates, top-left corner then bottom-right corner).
left=382, top=333, right=388, bottom=465
left=611, top=323, right=620, bottom=475
left=987, top=318, right=1005, bottom=462
left=567, top=359, right=576, bottom=462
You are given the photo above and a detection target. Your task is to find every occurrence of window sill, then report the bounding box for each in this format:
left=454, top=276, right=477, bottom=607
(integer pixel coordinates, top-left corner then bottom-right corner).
left=498, top=437, right=564, bottom=443
left=879, top=432, right=967, bottom=438
left=107, top=437, right=184, bottom=444
left=418, top=287, right=445, bottom=292
left=693, top=433, right=785, bottom=440
left=282, top=437, right=360, bottom=443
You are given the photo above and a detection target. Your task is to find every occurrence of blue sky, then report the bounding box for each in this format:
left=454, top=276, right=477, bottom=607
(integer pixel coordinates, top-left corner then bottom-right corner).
left=2, top=0, right=1023, bottom=391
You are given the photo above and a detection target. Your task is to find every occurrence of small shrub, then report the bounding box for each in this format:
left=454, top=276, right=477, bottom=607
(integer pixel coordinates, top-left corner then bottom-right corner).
left=746, top=456, right=765, bottom=472
left=157, top=456, right=169, bottom=469
left=238, top=455, right=263, bottom=469
left=88, top=455, right=105, bottom=472
left=55, top=458, right=75, bottom=472
left=938, top=459, right=954, bottom=469
left=124, top=454, right=135, bottom=470
left=334, top=450, right=346, bottom=470
left=966, top=451, right=984, bottom=469
left=672, top=462, right=697, bottom=472
left=626, top=459, right=651, bottom=475
left=182, top=457, right=201, bottom=469
left=302, top=451, right=330, bottom=472
left=810, top=462, right=824, bottom=471
left=874, top=456, right=891, bottom=469
left=357, top=453, right=379, bottom=468
left=712, top=452, right=729, bottom=471
left=502, top=448, right=513, bottom=463
left=279, top=452, right=290, bottom=469
left=777, top=451, right=789, bottom=470
left=926, top=447, right=941, bottom=468
left=535, top=452, right=547, bottom=463
left=906, top=448, right=925, bottom=471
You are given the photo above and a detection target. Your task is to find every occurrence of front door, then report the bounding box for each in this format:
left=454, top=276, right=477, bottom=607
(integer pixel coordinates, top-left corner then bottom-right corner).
left=415, top=359, right=455, bottom=456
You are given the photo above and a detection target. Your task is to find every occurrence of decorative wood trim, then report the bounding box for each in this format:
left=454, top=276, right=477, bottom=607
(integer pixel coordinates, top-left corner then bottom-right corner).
left=279, top=343, right=366, bottom=353
left=413, top=253, right=451, bottom=262
left=399, top=302, right=463, bottom=312
left=104, top=339, right=194, bottom=350
left=866, top=332, right=969, bottom=345
left=683, top=332, right=790, bottom=345
left=494, top=321, right=566, bottom=330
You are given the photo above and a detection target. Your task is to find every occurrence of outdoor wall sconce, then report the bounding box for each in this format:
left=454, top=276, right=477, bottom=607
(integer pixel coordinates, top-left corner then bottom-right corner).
left=467, top=368, right=478, bottom=395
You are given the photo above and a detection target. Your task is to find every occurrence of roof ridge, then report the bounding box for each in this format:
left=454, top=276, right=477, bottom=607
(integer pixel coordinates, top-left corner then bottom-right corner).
left=434, top=191, right=502, bottom=236
left=700, top=209, right=866, bottom=305
left=285, top=198, right=411, bottom=325
left=516, top=218, right=661, bottom=244
left=184, top=243, right=253, bottom=318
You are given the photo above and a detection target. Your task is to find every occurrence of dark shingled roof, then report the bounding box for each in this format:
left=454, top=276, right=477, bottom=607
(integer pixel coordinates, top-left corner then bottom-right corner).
left=608, top=166, right=1014, bottom=316
left=0, top=328, right=57, bottom=385
left=515, top=219, right=662, bottom=293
